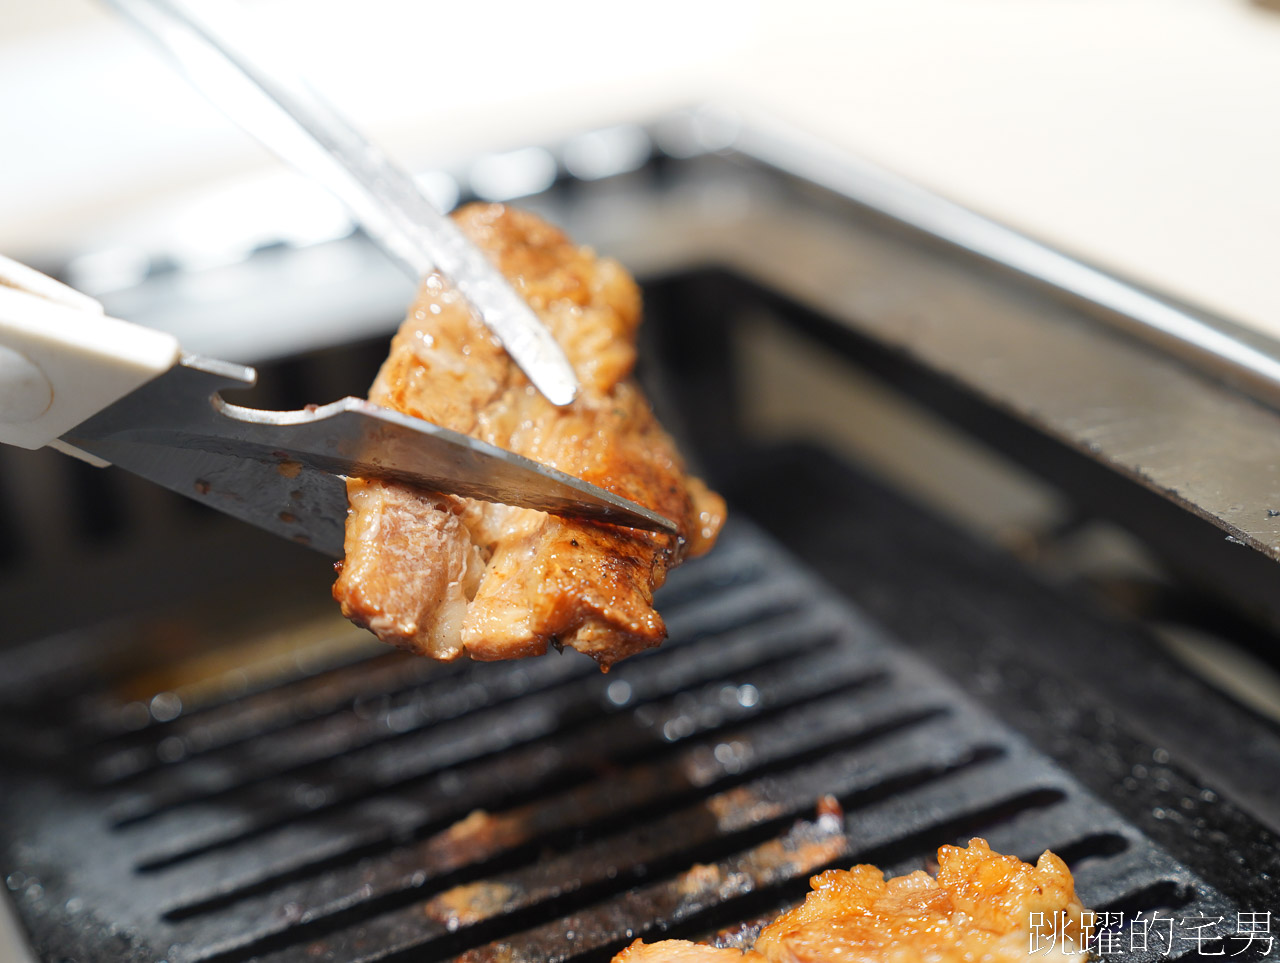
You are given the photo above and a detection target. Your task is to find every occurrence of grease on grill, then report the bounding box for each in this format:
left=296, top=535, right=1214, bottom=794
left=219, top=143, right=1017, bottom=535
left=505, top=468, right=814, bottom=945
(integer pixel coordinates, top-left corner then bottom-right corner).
left=427, top=880, right=517, bottom=930
left=422, top=809, right=529, bottom=874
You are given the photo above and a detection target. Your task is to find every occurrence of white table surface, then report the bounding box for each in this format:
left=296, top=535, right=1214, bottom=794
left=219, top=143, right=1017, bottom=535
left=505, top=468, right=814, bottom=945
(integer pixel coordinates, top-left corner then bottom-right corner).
left=3, top=0, right=1279, bottom=336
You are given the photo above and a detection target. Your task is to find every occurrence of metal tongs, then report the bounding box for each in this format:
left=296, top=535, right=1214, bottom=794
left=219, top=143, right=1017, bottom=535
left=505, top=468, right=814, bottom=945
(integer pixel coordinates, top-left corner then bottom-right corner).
left=0, top=0, right=677, bottom=552
left=106, top=0, right=579, bottom=407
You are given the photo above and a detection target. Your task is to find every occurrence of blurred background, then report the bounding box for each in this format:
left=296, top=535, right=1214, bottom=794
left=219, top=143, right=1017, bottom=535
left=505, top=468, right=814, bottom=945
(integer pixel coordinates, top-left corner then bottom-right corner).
left=4, top=0, right=1280, bottom=336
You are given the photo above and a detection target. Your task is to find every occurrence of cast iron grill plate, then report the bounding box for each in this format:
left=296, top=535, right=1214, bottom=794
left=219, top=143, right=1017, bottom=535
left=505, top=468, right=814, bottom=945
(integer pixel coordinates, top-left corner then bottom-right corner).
left=0, top=520, right=1245, bottom=962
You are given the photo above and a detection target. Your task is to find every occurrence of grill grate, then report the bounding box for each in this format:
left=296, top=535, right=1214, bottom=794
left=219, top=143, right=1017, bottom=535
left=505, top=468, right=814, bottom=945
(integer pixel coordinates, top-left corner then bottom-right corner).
left=0, top=521, right=1251, bottom=962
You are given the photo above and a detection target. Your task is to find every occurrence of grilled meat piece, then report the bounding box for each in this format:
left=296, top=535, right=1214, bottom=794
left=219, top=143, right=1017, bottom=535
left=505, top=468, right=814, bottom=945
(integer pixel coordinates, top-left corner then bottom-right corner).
left=614, top=940, right=763, bottom=962
left=615, top=838, right=1090, bottom=962
left=334, top=203, right=725, bottom=668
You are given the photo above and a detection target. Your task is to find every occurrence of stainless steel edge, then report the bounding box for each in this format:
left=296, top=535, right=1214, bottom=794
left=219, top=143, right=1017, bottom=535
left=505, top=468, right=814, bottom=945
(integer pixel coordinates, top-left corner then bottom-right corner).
left=729, top=111, right=1280, bottom=411
left=549, top=121, right=1280, bottom=572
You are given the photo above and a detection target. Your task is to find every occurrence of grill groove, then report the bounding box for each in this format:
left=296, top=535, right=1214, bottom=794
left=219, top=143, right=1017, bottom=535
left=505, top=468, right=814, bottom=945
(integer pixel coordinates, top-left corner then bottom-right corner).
left=113, top=582, right=808, bottom=825
left=160, top=669, right=904, bottom=922
left=126, top=604, right=830, bottom=868
left=96, top=559, right=768, bottom=788
left=0, top=522, right=1248, bottom=963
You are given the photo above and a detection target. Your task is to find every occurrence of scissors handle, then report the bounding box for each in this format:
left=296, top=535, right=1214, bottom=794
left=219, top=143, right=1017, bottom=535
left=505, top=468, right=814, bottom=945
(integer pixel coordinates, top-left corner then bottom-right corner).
left=0, top=255, right=178, bottom=456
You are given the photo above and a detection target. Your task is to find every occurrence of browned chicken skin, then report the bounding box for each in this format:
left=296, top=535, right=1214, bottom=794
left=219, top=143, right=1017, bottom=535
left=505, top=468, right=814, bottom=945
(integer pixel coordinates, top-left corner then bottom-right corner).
left=615, top=838, right=1090, bottom=962
left=334, top=204, right=725, bottom=668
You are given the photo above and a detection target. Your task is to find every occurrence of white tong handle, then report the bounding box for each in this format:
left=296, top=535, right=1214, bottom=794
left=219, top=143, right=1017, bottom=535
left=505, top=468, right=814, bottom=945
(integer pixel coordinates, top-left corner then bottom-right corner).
left=0, top=255, right=180, bottom=454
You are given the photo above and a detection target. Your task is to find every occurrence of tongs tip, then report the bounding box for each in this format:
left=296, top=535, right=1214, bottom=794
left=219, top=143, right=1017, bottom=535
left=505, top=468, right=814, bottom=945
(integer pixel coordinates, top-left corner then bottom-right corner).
left=538, top=375, right=578, bottom=408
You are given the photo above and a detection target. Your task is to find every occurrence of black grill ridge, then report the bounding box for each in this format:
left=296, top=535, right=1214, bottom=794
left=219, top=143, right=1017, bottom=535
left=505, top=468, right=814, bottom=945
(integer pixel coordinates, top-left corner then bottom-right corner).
left=0, top=521, right=1256, bottom=963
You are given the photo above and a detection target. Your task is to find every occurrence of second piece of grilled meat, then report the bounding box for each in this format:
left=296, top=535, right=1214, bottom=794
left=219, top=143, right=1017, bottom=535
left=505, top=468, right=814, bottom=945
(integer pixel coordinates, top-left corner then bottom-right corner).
left=615, top=838, right=1090, bottom=961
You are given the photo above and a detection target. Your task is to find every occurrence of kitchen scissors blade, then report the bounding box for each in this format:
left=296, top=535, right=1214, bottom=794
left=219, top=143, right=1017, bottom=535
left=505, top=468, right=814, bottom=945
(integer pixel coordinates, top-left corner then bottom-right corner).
left=60, top=355, right=678, bottom=556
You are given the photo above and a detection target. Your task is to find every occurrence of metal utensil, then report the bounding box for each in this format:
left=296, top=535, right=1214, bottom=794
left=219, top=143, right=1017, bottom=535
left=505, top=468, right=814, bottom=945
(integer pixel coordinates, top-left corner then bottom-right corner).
left=103, top=0, right=579, bottom=406
left=64, top=355, right=678, bottom=555
left=0, top=257, right=677, bottom=555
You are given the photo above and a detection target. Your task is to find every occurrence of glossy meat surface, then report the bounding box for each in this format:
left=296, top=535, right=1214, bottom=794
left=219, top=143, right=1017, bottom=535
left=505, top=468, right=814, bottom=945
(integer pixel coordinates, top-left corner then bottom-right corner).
left=334, top=204, right=725, bottom=668
left=614, top=940, right=764, bottom=962
left=615, top=838, right=1089, bottom=962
